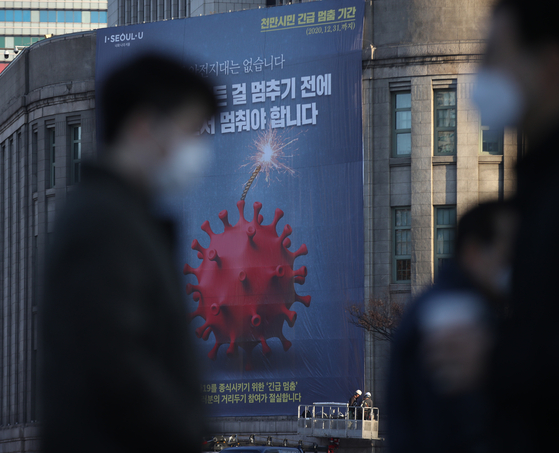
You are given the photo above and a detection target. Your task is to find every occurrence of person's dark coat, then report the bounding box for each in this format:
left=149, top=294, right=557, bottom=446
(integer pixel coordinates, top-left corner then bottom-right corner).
left=40, top=162, right=204, bottom=453
left=490, top=129, right=559, bottom=453
left=387, top=262, right=492, bottom=453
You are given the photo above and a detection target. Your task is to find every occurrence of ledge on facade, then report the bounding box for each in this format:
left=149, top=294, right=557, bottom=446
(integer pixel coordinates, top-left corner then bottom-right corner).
left=478, top=155, right=504, bottom=164
left=0, top=422, right=41, bottom=444
left=26, top=80, right=96, bottom=105
left=365, top=53, right=483, bottom=72
left=31, top=30, right=97, bottom=50
left=432, top=155, right=457, bottom=166
left=389, top=283, right=411, bottom=294
left=206, top=415, right=298, bottom=437
left=389, top=157, right=411, bottom=167
left=207, top=415, right=297, bottom=423
left=373, top=40, right=486, bottom=61
left=46, top=188, right=56, bottom=198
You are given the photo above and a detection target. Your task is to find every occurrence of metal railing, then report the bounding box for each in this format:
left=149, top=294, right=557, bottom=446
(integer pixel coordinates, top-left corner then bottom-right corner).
left=297, top=403, right=379, bottom=440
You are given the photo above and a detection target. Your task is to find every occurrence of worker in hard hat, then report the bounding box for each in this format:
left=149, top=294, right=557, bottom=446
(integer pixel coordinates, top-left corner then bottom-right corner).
left=361, top=392, right=373, bottom=420
left=349, top=389, right=362, bottom=407
left=348, top=389, right=362, bottom=422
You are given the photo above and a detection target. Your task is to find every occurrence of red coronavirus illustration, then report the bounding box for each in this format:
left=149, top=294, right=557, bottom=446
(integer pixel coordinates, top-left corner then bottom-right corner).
left=184, top=200, right=311, bottom=370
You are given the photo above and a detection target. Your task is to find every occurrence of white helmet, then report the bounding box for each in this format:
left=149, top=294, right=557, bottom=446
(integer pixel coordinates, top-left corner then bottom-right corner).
left=365, top=392, right=371, bottom=398
left=355, top=389, right=362, bottom=396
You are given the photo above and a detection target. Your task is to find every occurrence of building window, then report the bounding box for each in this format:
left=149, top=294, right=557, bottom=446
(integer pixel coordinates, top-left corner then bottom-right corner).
left=71, top=125, right=82, bottom=184
left=90, top=11, right=108, bottom=23
left=38, top=10, right=86, bottom=23
left=393, top=92, right=412, bottom=156
left=13, top=36, right=42, bottom=46
left=394, top=208, right=412, bottom=282
left=435, top=206, right=456, bottom=276
left=434, top=90, right=457, bottom=155
left=32, top=129, right=38, bottom=192
left=480, top=115, right=503, bottom=155
left=47, top=127, right=55, bottom=188
left=0, top=10, right=30, bottom=22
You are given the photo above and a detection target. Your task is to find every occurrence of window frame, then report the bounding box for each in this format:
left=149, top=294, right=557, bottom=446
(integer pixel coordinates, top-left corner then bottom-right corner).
left=393, top=207, right=412, bottom=283
left=32, top=127, right=38, bottom=192
left=70, top=124, right=82, bottom=185
left=479, top=123, right=504, bottom=155
left=47, top=127, right=56, bottom=189
left=392, top=91, right=412, bottom=157
left=434, top=206, right=457, bottom=277
left=433, top=89, right=457, bottom=156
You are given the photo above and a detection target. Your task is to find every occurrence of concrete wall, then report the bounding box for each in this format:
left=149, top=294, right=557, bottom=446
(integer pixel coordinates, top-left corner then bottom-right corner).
left=373, top=0, right=497, bottom=47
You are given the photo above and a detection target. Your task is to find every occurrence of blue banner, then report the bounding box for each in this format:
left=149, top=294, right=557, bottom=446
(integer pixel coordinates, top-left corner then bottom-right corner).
left=96, top=0, right=365, bottom=417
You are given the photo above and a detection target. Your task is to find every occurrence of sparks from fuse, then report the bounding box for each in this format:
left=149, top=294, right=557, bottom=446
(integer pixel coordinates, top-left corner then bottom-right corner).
left=240, top=128, right=297, bottom=200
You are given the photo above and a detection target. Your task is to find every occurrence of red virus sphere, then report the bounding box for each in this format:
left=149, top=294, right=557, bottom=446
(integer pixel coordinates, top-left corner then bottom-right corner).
left=183, top=200, right=311, bottom=370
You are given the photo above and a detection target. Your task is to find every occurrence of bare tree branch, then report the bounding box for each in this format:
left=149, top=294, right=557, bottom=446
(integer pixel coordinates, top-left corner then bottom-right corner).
left=346, top=297, right=405, bottom=342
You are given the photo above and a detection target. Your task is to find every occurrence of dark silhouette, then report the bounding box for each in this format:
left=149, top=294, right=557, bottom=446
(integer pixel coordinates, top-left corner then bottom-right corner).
left=388, top=201, right=517, bottom=453
left=40, top=54, right=217, bottom=453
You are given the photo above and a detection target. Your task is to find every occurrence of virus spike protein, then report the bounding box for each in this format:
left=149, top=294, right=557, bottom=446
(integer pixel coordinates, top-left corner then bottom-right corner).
left=184, top=200, right=311, bottom=370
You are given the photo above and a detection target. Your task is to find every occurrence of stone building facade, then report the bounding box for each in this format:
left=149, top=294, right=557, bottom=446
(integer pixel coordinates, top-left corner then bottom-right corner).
left=0, top=31, right=96, bottom=452
left=363, top=0, right=511, bottom=413
left=0, top=1, right=510, bottom=452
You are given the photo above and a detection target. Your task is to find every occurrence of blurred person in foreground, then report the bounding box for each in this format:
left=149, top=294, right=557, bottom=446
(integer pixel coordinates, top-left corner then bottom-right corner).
left=473, top=1, right=559, bottom=451
left=388, top=201, right=517, bottom=453
left=40, top=54, right=217, bottom=453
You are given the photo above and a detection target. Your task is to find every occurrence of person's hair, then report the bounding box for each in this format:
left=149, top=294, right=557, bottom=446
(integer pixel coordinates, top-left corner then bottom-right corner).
left=494, top=0, right=559, bottom=47
left=455, top=200, right=516, bottom=257
left=99, top=53, right=217, bottom=147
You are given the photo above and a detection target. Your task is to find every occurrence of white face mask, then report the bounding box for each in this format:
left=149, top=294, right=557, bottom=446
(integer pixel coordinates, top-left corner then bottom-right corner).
left=152, top=137, right=212, bottom=195
left=472, top=69, right=525, bottom=129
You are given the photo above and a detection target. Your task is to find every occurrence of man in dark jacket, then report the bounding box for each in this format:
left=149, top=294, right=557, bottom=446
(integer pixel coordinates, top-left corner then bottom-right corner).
left=473, top=2, right=559, bottom=451
left=387, top=201, right=517, bottom=453
left=40, top=55, right=217, bottom=453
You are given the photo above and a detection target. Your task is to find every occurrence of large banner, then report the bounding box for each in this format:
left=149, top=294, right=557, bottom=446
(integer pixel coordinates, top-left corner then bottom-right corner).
left=96, top=0, right=365, bottom=417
